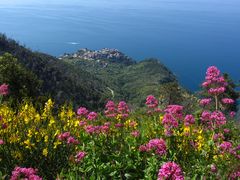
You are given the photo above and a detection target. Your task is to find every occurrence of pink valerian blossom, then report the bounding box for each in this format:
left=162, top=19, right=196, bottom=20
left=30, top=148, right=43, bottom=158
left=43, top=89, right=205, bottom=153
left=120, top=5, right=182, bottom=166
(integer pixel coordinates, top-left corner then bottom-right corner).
left=184, top=114, right=195, bottom=126
left=205, top=66, right=220, bottom=80
left=213, top=133, right=224, bottom=142
left=115, top=123, right=124, bottom=128
left=0, top=84, right=9, bottom=96
left=146, top=95, right=158, bottom=108
left=58, top=132, right=70, bottom=140
left=201, top=110, right=226, bottom=129
left=219, top=141, right=233, bottom=152
left=104, top=100, right=117, bottom=118
left=0, top=139, right=4, bottom=145
left=129, top=121, right=138, bottom=128
left=131, top=130, right=140, bottom=137
left=210, top=164, right=217, bottom=173
left=87, top=112, right=98, bottom=121
left=10, top=167, right=42, bottom=180
left=67, top=136, right=79, bottom=145
left=202, top=66, right=227, bottom=96
left=230, top=144, right=240, bottom=159
left=58, top=132, right=79, bottom=145
left=117, top=101, right=130, bottom=118
left=230, top=111, right=236, bottom=118
left=200, top=98, right=212, bottom=106
left=145, top=94, right=162, bottom=115
left=75, top=151, right=86, bottom=163
left=162, top=113, right=178, bottom=136
left=164, top=105, right=184, bottom=119
left=158, top=162, right=184, bottom=180
left=223, top=128, right=230, bottom=134
left=139, top=138, right=167, bottom=156
left=221, top=98, right=235, bottom=104
left=77, top=107, right=89, bottom=117
left=229, top=171, right=240, bottom=180
left=85, top=124, right=110, bottom=134
left=208, top=87, right=226, bottom=95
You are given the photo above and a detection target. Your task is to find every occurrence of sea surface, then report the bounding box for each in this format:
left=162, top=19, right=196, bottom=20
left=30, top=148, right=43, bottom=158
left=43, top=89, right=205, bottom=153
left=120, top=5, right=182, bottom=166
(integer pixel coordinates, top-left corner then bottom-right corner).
left=0, top=0, right=240, bottom=91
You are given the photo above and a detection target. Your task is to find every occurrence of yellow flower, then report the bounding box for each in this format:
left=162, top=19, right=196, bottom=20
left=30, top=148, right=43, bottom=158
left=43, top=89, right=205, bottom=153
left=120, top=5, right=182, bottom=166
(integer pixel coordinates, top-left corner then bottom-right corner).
left=42, top=148, right=48, bottom=157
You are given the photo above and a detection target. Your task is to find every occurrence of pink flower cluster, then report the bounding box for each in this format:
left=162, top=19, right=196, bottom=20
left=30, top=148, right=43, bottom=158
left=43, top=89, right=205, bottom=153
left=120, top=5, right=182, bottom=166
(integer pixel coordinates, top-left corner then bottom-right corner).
left=0, top=139, right=4, bottom=145
left=87, top=112, right=98, bottom=121
left=10, top=167, right=42, bottom=180
left=230, top=144, right=240, bottom=159
left=230, top=111, right=236, bottom=118
left=162, top=113, right=178, bottom=136
left=202, top=66, right=227, bottom=95
left=199, top=98, right=212, bottom=106
left=117, top=101, right=130, bottom=118
left=165, top=105, right=184, bottom=119
left=131, top=130, right=140, bottom=137
left=77, top=107, right=98, bottom=121
left=85, top=123, right=110, bottom=134
left=139, top=138, right=167, bottom=156
left=201, top=110, right=226, bottom=129
left=145, top=95, right=161, bottom=114
left=158, top=162, right=184, bottom=180
left=184, top=114, right=195, bottom=126
left=213, top=133, right=224, bottom=142
left=77, top=107, right=88, bottom=117
left=75, top=151, right=86, bottom=163
left=104, top=100, right=130, bottom=118
left=219, top=141, right=232, bottom=152
left=58, top=132, right=79, bottom=145
left=104, top=100, right=117, bottom=118
left=229, top=171, right=240, bottom=180
left=0, top=83, right=9, bottom=96
left=221, top=98, right=235, bottom=104
left=146, top=95, right=158, bottom=108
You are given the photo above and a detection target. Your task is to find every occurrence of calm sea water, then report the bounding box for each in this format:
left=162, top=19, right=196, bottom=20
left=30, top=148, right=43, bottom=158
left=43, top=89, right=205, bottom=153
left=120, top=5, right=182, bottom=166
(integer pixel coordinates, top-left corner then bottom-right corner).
left=0, top=0, right=240, bottom=90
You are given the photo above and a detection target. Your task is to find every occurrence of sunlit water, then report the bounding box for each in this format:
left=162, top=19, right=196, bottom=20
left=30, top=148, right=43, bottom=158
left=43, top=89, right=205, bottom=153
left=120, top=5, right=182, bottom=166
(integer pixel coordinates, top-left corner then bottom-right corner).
left=0, top=0, right=240, bottom=90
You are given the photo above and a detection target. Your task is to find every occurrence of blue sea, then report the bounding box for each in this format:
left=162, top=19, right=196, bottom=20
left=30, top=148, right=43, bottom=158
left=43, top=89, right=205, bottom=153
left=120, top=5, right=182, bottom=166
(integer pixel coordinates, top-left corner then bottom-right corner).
left=0, top=0, right=240, bottom=91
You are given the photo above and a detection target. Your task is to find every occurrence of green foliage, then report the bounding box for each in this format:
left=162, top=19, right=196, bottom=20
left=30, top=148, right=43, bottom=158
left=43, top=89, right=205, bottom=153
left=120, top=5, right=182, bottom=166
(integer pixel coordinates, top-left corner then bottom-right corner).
left=0, top=34, right=110, bottom=109
left=0, top=53, right=41, bottom=103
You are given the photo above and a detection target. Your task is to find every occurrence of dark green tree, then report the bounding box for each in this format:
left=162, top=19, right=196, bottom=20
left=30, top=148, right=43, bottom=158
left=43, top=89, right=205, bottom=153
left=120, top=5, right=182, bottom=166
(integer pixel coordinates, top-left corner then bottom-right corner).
left=0, top=53, right=42, bottom=103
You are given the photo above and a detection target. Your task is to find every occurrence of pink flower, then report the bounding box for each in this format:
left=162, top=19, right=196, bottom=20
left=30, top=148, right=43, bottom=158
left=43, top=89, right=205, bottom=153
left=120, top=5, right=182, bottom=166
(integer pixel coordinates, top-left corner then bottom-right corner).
left=210, top=164, right=217, bottom=173
left=117, top=101, right=130, bottom=118
left=58, top=132, right=70, bottom=140
left=222, top=98, right=234, bottom=104
left=140, top=138, right=167, bottom=156
left=0, top=139, right=4, bottom=145
left=87, top=112, right=98, bottom=121
left=219, top=141, right=232, bottom=152
left=200, top=98, right=212, bottom=106
left=164, top=105, right=183, bottom=119
left=184, top=114, right=195, bottom=126
left=158, top=162, right=184, bottom=180
left=208, top=87, right=225, bottom=95
left=77, top=107, right=89, bottom=117
left=0, top=84, right=9, bottom=96
left=115, top=123, right=124, bottom=128
left=201, top=110, right=226, bottom=129
left=10, top=167, right=42, bottom=180
left=162, top=113, right=178, bottom=136
left=229, top=111, right=236, bottom=118
left=67, top=136, right=79, bottom=145
left=75, top=151, right=86, bottom=163
left=131, top=130, right=140, bottom=137
left=146, top=95, right=158, bottom=108
left=104, top=100, right=117, bottom=118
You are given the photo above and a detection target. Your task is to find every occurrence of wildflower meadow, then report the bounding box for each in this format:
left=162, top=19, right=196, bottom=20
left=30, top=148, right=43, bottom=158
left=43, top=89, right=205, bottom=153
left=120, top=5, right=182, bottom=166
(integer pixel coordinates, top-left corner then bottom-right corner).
left=0, top=66, right=240, bottom=179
